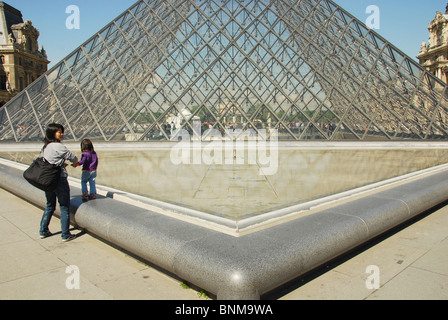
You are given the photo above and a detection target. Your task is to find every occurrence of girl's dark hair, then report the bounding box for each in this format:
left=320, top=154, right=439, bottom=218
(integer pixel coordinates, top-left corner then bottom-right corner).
left=81, top=139, right=95, bottom=153
left=44, top=123, right=64, bottom=148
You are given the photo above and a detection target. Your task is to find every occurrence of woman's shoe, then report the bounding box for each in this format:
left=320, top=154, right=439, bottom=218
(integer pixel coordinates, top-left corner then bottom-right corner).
left=40, top=231, right=53, bottom=239
left=62, top=234, right=76, bottom=242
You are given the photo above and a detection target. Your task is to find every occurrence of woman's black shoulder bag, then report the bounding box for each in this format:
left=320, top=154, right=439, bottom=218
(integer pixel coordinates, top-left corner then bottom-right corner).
left=23, top=157, right=61, bottom=192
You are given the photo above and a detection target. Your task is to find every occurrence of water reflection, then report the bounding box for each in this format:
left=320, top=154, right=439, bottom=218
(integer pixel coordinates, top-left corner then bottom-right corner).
left=2, top=149, right=448, bottom=221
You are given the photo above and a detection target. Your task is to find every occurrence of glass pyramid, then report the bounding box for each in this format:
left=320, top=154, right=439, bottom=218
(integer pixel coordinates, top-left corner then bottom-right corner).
left=1, top=0, right=448, bottom=142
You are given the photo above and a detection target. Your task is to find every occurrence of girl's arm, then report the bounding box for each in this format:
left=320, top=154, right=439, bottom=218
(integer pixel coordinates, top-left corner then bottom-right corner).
left=72, top=153, right=87, bottom=168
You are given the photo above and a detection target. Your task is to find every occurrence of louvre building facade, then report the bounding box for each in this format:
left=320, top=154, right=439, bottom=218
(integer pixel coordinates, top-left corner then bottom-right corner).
left=1, top=0, right=448, bottom=142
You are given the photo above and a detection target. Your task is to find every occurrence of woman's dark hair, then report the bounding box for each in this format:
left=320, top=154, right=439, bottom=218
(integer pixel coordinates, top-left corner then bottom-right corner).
left=44, top=123, right=64, bottom=148
left=81, top=139, right=95, bottom=153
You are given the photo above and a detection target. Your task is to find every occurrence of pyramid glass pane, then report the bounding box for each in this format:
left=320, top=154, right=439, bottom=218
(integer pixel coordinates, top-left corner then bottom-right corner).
left=1, top=0, right=448, bottom=142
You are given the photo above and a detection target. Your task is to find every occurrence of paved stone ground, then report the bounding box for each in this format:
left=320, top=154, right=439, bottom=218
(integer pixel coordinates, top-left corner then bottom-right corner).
left=0, top=188, right=200, bottom=300
left=277, top=200, right=448, bottom=300
left=0, top=187, right=447, bottom=300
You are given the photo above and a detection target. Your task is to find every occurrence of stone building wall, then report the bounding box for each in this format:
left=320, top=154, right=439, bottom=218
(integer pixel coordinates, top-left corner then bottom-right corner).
left=0, top=2, right=49, bottom=107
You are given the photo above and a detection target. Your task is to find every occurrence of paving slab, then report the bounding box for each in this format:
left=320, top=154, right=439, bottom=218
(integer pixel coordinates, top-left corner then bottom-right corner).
left=0, top=188, right=202, bottom=300
left=1, top=183, right=448, bottom=300
left=367, top=267, right=448, bottom=300
left=279, top=204, right=448, bottom=300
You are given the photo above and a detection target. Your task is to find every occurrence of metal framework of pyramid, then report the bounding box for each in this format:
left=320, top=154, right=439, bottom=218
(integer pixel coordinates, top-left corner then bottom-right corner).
left=1, top=0, right=448, bottom=142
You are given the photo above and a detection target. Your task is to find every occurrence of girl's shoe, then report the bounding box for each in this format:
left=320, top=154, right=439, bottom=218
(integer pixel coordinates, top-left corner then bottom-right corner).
left=82, top=192, right=89, bottom=201
left=89, top=193, right=96, bottom=200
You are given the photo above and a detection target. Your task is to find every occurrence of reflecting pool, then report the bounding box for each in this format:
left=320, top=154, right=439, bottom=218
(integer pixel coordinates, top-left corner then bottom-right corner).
left=2, top=147, right=448, bottom=221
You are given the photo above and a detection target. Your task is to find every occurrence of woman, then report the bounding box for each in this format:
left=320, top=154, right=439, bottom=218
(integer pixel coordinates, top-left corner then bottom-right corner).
left=39, top=123, right=78, bottom=242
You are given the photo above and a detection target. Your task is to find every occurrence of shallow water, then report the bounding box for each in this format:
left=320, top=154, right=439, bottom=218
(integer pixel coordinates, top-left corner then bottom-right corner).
left=2, top=148, right=448, bottom=221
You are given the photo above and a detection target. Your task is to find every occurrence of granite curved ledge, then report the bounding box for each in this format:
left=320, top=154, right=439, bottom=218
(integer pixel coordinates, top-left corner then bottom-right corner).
left=1, top=159, right=448, bottom=300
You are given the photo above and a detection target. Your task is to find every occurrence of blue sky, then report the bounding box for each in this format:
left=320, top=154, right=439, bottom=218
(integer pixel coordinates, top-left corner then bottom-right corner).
left=5, top=0, right=448, bottom=69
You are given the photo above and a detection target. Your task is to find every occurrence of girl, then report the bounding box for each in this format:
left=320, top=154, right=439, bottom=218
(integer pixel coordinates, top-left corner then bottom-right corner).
left=39, top=123, right=78, bottom=242
left=73, top=139, right=98, bottom=201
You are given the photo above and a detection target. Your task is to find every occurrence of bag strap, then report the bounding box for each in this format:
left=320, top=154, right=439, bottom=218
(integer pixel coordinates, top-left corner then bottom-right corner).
left=40, top=145, right=45, bottom=159
left=41, top=143, right=64, bottom=168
